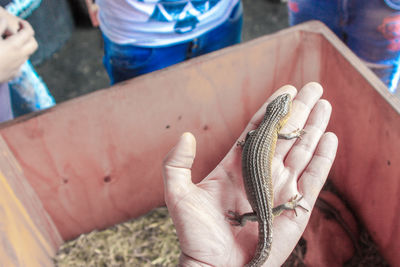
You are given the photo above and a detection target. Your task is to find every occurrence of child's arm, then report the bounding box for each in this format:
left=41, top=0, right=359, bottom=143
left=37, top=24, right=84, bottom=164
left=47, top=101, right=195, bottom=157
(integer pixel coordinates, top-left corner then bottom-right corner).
left=85, top=0, right=100, bottom=27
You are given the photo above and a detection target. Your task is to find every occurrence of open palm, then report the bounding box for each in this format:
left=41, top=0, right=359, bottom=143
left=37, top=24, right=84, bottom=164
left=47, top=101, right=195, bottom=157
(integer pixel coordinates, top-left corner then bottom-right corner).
left=163, top=83, right=338, bottom=267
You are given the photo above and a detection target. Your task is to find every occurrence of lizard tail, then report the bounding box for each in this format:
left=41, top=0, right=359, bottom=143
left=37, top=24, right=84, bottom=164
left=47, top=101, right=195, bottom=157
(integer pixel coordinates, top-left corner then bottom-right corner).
left=245, top=220, right=273, bottom=267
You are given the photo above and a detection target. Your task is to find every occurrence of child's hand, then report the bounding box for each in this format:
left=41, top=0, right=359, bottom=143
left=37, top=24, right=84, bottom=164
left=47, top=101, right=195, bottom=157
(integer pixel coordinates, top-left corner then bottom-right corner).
left=0, top=6, right=22, bottom=37
left=0, top=19, right=37, bottom=83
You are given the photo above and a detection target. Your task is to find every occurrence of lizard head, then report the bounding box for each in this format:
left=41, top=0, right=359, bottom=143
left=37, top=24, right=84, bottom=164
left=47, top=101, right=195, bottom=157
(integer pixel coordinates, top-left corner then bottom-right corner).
left=264, top=93, right=292, bottom=130
left=265, top=93, right=292, bottom=117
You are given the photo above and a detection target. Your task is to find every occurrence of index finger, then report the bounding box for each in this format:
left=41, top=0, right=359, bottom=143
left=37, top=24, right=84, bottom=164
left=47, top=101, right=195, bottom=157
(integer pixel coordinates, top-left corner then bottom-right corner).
left=18, top=20, right=34, bottom=34
left=6, top=20, right=34, bottom=46
left=274, top=82, right=323, bottom=160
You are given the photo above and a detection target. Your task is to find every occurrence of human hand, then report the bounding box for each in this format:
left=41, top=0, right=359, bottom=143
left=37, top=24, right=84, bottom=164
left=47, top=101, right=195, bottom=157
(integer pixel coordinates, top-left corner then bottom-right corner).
left=162, top=82, right=338, bottom=266
left=0, top=18, right=37, bottom=83
left=0, top=6, right=23, bottom=36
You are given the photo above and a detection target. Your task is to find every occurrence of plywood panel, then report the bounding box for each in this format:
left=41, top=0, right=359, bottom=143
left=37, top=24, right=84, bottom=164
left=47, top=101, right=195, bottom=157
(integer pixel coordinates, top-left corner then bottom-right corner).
left=0, top=136, right=62, bottom=266
left=319, top=35, right=400, bottom=264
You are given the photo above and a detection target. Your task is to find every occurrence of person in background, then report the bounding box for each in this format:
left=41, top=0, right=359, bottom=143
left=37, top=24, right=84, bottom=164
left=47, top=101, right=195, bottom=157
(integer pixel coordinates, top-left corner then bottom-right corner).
left=0, top=3, right=55, bottom=119
left=87, top=0, right=243, bottom=84
left=0, top=7, right=37, bottom=122
left=288, top=0, right=400, bottom=94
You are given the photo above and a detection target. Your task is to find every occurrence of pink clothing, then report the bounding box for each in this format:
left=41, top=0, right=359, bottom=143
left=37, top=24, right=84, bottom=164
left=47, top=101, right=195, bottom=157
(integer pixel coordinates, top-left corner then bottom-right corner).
left=0, top=83, right=13, bottom=123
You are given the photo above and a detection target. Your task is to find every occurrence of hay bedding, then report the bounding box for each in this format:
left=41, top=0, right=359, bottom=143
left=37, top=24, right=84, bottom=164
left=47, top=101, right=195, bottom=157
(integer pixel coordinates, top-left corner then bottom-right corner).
left=54, top=208, right=180, bottom=267
left=54, top=208, right=388, bottom=267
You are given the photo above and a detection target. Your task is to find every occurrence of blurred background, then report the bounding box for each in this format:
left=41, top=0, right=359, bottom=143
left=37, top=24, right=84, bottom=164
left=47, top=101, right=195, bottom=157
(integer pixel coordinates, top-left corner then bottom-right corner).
left=34, top=0, right=290, bottom=103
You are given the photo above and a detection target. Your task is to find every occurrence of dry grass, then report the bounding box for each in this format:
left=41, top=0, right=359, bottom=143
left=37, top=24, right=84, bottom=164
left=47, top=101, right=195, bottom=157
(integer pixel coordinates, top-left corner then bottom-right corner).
left=54, top=207, right=389, bottom=267
left=54, top=208, right=180, bottom=267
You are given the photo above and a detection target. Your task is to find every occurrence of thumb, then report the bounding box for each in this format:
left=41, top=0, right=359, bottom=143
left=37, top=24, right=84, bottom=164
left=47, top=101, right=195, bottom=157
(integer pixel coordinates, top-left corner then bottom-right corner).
left=163, top=132, right=197, bottom=202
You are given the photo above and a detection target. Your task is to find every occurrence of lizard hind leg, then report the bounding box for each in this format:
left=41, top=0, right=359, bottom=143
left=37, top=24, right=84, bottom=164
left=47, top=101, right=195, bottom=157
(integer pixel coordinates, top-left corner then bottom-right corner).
left=227, top=211, right=258, bottom=226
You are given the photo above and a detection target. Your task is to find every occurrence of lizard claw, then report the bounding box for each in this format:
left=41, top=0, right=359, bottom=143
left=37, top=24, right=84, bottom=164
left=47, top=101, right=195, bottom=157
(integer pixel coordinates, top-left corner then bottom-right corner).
left=288, top=195, right=309, bottom=216
left=296, top=129, right=306, bottom=140
left=236, top=140, right=245, bottom=148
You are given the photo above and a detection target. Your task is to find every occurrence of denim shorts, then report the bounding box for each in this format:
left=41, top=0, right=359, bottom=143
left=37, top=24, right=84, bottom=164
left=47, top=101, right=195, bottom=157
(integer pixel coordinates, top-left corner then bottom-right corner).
left=102, top=2, right=243, bottom=84
left=288, top=0, right=400, bottom=93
